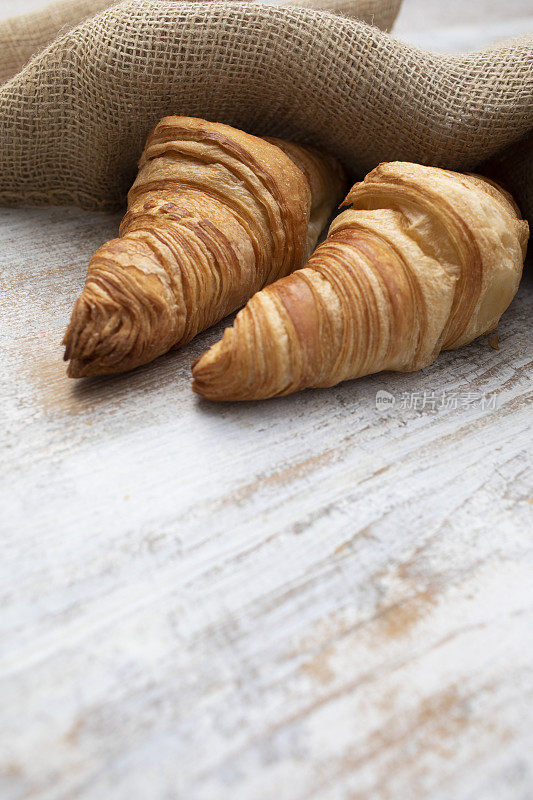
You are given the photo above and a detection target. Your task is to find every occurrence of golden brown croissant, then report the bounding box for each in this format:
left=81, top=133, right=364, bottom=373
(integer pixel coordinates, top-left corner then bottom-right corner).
left=192, top=162, right=529, bottom=401
left=63, top=116, right=346, bottom=377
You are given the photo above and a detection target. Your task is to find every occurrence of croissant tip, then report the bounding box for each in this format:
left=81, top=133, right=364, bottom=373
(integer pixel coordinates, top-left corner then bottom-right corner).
left=191, top=345, right=228, bottom=400
left=191, top=326, right=252, bottom=401
left=190, top=353, right=210, bottom=398
left=190, top=354, right=202, bottom=371
left=65, top=358, right=85, bottom=379
left=62, top=291, right=126, bottom=378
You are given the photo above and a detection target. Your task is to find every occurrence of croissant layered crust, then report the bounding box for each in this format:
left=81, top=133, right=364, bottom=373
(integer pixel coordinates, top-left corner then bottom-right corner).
left=192, top=162, right=528, bottom=401
left=63, top=116, right=346, bottom=377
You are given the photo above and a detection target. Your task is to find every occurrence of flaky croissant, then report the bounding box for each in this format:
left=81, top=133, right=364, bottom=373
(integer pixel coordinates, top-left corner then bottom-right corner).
left=63, top=116, right=346, bottom=377
left=192, top=162, right=529, bottom=401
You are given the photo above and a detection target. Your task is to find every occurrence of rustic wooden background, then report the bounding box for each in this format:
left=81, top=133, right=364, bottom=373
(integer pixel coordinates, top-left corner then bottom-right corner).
left=1, top=2, right=532, bottom=799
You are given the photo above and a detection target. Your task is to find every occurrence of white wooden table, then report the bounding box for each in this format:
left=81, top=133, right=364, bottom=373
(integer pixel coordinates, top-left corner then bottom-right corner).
left=1, top=3, right=532, bottom=799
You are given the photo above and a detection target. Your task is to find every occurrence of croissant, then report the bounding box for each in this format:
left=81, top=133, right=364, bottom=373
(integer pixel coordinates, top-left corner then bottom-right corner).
left=63, top=116, right=346, bottom=377
left=192, top=162, right=529, bottom=401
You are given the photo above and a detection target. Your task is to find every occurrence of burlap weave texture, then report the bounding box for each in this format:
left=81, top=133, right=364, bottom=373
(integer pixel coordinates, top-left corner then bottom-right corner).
left=0, top=0, right=531, bottom=225
left=0, top=0, right=402, bottom=84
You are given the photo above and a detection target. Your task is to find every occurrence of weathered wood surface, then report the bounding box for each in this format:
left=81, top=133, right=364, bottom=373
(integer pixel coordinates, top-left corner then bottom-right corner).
left=1, top=2, right=533, bottom=800
left=394, top=0, right=533, bottom=51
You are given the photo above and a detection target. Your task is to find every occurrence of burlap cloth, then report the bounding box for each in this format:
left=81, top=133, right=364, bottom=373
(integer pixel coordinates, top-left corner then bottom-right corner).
left=0, top=0, right=532, bottom=228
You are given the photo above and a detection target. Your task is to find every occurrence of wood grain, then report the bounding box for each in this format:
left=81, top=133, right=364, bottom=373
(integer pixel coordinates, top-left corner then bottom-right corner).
left=1, top=2, right=533, bottom=799
left=1, top=190, right=532, bottom=800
